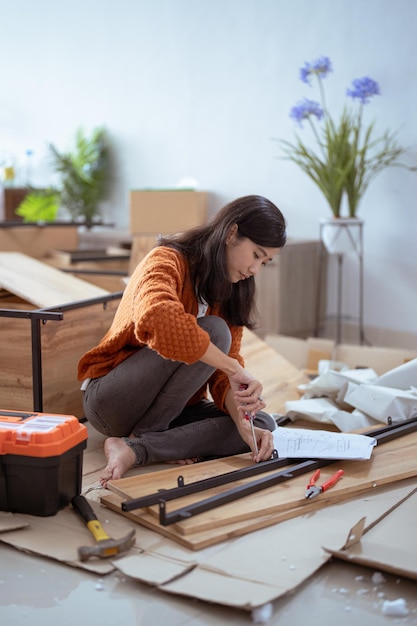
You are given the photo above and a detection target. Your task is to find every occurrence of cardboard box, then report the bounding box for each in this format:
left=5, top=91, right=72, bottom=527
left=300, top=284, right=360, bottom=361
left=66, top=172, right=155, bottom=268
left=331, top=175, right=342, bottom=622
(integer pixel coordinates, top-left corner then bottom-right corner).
left=0, top=409, right=87, bottom=516
left=264, top=333, right=417, bottom=376
left=0, top=224, right=79, bottom=258
left=130, top=190, right=207, bottom=234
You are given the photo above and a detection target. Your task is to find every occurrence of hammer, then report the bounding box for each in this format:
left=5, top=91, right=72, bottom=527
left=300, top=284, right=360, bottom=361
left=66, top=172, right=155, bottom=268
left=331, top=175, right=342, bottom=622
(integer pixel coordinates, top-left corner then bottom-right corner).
left=71, top=495, right=136, bottom=561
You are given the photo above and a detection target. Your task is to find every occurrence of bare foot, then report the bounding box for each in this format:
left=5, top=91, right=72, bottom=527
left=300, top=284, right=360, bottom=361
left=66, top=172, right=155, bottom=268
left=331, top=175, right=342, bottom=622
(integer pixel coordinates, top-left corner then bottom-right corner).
left=100, top=437, right=136, bottom=487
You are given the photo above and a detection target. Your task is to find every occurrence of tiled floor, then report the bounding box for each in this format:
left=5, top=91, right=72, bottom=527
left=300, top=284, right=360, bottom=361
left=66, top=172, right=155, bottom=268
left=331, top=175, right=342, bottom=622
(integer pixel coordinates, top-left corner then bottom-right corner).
left=2, top=540, right=417, bottom=625
left=1, top=265, right=417, bottom=626
left=1, top=424, right=417, bottom=624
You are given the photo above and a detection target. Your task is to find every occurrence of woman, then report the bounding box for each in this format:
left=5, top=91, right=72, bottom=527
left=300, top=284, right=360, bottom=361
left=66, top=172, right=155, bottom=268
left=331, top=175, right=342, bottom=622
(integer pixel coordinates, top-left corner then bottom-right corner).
left=78, top=194, right=287, bottom=485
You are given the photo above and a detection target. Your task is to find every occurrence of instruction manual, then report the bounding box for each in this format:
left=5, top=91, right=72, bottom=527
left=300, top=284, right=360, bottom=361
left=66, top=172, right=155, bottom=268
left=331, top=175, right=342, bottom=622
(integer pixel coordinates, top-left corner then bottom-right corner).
left=273, top=427, right=376, bottom=460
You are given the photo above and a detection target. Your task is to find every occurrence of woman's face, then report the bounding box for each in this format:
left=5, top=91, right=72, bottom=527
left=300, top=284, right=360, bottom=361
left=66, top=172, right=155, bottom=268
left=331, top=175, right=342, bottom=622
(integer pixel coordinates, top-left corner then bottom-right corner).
left=225, top=226, right=280, bottom=283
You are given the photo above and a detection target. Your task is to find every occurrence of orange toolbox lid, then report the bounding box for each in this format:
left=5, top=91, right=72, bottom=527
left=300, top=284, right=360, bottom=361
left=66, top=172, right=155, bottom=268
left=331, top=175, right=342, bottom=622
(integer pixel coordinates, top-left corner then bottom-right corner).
left=0, top=410, right=88, bottom=458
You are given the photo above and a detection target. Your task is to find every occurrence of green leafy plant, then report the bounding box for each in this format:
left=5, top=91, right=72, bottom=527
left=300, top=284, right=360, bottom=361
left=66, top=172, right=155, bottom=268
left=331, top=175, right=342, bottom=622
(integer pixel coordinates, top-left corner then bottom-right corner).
left=16, top=127, right=111, bottom=226
left=15, top=188, right=60, bottom=222
left=278, top=56, right=414, bottom=218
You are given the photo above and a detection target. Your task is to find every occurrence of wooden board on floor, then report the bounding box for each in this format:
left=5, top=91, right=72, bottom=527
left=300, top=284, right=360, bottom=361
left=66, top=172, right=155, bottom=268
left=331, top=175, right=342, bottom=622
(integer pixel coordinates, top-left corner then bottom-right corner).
left=101, top=490, right=310, bottom=551
left=0, top=252, right=109, bottom=307
left=240, top=327, right=308, bottom=414
left=102, top=429, right=417, bottom=546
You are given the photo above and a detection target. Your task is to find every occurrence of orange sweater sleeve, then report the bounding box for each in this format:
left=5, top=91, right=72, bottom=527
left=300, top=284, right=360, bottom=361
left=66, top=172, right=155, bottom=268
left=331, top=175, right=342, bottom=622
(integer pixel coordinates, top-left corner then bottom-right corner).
left=208, top=324, right=244, bottom=412
left=131, top=247, right=211, bottom=362
left=78, top=247, right=211, bottom=380
left=78, top=247, right=246, bottom=415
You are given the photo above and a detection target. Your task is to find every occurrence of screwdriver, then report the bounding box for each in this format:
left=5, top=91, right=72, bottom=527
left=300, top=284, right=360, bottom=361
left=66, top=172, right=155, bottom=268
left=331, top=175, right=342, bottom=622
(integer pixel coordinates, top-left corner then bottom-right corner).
left=239, top=384, right=259, bottom=456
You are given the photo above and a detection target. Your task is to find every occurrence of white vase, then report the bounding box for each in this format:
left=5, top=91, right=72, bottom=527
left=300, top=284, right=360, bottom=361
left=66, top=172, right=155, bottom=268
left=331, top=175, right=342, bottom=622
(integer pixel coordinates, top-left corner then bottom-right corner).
left=320, top=217, right=363, bottom=254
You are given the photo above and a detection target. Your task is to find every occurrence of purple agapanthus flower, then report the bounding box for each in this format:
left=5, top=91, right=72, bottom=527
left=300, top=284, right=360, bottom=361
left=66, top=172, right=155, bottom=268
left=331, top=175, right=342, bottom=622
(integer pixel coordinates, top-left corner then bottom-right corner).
left=300, top=56, right=332, bottom=85
left=290, top=98, right=324, bottom=126
left=346, top=77, right=380, bottom=104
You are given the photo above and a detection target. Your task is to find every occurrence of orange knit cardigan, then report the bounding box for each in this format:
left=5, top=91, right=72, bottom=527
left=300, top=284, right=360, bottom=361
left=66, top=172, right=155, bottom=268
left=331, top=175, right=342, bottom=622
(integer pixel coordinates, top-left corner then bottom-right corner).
left=77, top=246, right=244, bottom=413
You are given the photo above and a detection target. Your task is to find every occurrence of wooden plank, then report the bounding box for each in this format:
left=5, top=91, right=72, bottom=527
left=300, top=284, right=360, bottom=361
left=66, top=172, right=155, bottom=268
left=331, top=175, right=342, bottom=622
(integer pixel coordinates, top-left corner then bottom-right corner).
left=0, top=252, right=109, bottom=308
left=128, top=235, right=159, bottom=274
left=240, top=328, right=308, bottom=413
left=104, top=430, right=417, bottom=544
left=0, top=315, right=33, bottom=410
left=0, top=297, right=120, bottom=416
left=101, top=491, right=309, bottom=551
left=41, top=299, right=120, bottom=416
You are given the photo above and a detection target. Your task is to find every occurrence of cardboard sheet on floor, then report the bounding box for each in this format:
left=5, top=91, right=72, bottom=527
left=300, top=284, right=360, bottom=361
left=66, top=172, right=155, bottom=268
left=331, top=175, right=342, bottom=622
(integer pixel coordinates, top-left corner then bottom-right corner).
left=1, top=334, right=416, bottom=611
left=112, top=479, right=417, bottom=609
left=0, top=499, right=134, bottom=575
left=1, top=422, right=417, bottom=612
left=1, top=477, right=415, bottom=610
left=0, top=252, right=109, bottom=307
left=0, top=512, right=29, bottom=533
left=324, top=487, right=417, bottom=581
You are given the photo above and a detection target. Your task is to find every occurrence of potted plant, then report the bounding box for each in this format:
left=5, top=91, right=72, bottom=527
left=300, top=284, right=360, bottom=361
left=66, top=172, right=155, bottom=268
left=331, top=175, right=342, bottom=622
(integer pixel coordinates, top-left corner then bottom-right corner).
left=278, top=56, right=415, bottom=220
left=16, top=126, right=111, bottom=227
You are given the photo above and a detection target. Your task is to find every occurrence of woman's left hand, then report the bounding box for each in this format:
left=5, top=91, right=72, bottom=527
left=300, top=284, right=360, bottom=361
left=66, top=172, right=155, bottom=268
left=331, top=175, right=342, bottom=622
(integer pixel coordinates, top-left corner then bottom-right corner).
left=236, top=419, right=275, bottom=462
left=253, top=426, right=275, bottom=462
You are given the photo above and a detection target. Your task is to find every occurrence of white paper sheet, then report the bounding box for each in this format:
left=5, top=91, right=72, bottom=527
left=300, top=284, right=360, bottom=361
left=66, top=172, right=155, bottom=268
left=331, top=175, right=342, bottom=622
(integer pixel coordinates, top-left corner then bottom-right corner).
left=343, top=383, right=417, bottom=423
left=375, top=358, right=417, bottom=390
left=298, top=367, right=378, bottom=399
left=286, top=359, right=417, bottom=430
left=273, top=426, right=376, bottom=460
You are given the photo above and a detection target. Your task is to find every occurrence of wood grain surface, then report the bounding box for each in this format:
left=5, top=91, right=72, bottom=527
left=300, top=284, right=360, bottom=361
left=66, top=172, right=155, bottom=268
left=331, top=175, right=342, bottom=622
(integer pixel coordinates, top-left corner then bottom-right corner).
left=102, top=429, right=417, bottom=548
left=0, top=252, right=109, bottom=307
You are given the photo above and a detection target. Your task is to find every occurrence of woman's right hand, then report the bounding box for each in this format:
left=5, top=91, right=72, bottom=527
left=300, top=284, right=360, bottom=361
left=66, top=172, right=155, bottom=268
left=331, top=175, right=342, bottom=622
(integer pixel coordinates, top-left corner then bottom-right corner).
left=228, top=370, right=265, bottom=417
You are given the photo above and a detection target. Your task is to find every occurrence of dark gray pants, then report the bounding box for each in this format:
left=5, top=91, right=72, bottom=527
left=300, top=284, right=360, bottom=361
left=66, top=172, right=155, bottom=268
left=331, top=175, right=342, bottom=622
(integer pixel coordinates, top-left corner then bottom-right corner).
left=82, top=316, right=275, bottom=465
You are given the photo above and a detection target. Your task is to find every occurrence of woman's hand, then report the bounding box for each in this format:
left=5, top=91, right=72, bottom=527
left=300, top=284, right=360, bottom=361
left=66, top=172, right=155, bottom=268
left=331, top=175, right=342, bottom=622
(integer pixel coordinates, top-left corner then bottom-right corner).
left=230, top=374, right=265, bottom=417
left=236, top=419, right=275, bottom=462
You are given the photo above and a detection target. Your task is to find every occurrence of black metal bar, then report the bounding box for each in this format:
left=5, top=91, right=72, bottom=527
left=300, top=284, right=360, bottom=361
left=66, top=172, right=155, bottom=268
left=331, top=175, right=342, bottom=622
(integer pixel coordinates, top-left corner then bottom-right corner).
left=31, top=316, right=43, bottom=412
left=60, top=268, right=128, bottom=276
left=0, top=309, right=63, bottom=320
left=155, top=416, right=417, bottom=526
left=123, top=417, right=417, bottom=515
left=359, top=224, right=365, bottom=344
left=0, top=220, right=115, bottom=229
left=368, top=417, right=417, bottom=443
left=39, top=291, right=124, bottom=313
left=336, top=253, right=343, bottom=344
left=314, top=227, right=326, bottom=337
left=121, top=450, right=300, bottom=512
left=158, top=459, right=330, bottom=525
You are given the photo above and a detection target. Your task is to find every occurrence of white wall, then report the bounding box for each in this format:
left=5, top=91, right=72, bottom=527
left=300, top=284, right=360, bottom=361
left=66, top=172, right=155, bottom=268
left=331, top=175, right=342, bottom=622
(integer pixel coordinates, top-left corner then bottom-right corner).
left=1, top=0, right=417, bottom=342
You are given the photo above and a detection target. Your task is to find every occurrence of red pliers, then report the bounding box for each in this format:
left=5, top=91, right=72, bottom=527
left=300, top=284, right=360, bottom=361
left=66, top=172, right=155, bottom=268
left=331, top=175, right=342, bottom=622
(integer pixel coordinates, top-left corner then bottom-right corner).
left=305, top=469, right=344, bottom=499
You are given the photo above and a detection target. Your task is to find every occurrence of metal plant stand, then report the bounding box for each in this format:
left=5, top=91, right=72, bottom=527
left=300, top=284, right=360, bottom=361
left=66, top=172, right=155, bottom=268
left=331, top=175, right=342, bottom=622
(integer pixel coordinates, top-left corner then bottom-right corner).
left=314, top=217, right=365, bottom=344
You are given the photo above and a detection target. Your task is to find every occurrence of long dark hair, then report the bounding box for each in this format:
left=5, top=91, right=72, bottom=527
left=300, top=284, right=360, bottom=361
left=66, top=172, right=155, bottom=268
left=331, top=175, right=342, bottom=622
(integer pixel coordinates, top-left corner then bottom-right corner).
left=159, top=195, right=287, bottom=327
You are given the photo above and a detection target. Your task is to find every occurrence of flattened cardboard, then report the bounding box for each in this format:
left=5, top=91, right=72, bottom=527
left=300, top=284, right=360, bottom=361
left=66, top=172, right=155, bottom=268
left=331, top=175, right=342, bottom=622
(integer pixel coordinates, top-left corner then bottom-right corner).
left=1, top=424, right=417, bottom=610
left=324, top=487, right=417, bottom=581
left=112, top=479, right=417, bottom=609
left=0, top=499, right=133, bottom=575
left=0, top=511, right=29, bottom=533
left=1, top=333, right=417, bottom=611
